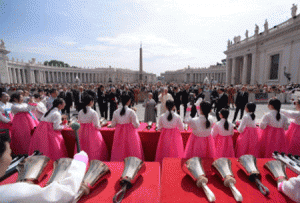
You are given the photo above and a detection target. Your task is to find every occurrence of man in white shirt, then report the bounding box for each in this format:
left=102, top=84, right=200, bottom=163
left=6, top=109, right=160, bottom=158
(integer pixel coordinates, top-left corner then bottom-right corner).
left=158, top=88, right=174, bottom=115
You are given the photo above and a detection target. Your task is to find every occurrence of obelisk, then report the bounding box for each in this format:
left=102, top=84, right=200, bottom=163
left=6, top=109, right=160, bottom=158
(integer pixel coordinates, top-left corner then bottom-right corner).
left=139, top=42, right=143, bottom=83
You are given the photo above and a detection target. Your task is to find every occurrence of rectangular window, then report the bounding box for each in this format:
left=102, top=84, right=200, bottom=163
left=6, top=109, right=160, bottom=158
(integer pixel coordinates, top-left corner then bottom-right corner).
left=269, top=54, right=280, bottom=80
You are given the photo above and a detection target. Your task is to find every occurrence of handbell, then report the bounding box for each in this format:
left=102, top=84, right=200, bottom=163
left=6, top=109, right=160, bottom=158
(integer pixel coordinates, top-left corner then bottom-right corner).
left=46, top=158, right=73, bottom=186
left=264, top=160, right=288, bottom=185
left=182, top=157, right=216, bottom=202
left=75, top=160, right=111, bottom=202
left=113, top=157, right=146, bottom=203
left=212, top=158, right=243, bottom=202
left=16, top=155, right=50, bottom=184
left=238, top=155, right=270, bottom=196
left=146, top=121, right=153, bottom=130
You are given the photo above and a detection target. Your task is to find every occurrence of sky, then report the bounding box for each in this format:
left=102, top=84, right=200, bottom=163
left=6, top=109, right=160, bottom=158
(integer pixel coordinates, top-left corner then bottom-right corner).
left=0, top=0, right=299, bottom=76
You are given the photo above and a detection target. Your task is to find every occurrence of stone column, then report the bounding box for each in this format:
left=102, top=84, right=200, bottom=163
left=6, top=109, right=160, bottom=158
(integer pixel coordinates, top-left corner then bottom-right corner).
left=226, top=58, right=231, bottom=85
left=242, top=55, right=248, bottom=84
left=22, top=70, right=26, bottom=84
left=231, top=58, right=236, bottom=85
left=16, top=69, right=21, bottom=84
left=250, top=53, right=256, bottom=85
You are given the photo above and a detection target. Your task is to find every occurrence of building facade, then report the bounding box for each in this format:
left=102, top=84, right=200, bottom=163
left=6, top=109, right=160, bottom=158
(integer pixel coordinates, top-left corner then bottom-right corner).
left=0, top=43, right=156, bottom=84
left=224, top=4, right=300, bottom=85
left=161, top=64, right=226, bottom=84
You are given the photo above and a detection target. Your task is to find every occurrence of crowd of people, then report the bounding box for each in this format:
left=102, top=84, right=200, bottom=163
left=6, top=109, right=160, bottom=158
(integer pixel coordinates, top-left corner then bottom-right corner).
left=0, top=82, right=299, bottom=202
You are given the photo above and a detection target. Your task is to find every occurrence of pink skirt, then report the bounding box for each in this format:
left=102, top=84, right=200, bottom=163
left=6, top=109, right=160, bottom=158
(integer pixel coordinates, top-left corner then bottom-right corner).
left=28, top=121, right=67, bottom=160
left=259, top=126, right=287, bottom=158
left=155, top=128, right=184, bottom=164
left=235, top=127, right=260, bottom=158
left=285, top=122, right=300, bottom=155
left=75, top=123, right=108, bottom=161
left=0, top=113, right=13, bottom=132
left=110, top=123, right=144, bottom=161
left=184, top=133, right=216, bottom=159
left=11, top=112, right=39, bottom=155
left=214, top=134, right=235, bottom=158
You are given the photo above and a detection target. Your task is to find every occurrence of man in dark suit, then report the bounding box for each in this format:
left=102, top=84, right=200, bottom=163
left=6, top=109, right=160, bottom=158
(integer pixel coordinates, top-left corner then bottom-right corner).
left=232, top=86, right=249, bottom=123
left=196, top=87, right=205, bottom=101
left=72, top=86, right=84, bottom=112
left=181, top=84, right=190, bottom=116
left=210, top=87, right=219, bottom=112
left=97, top=85, right=108, bottom=119
left=108, top=87, right=118, bottom=121
left=173, top=87, right=181, bottom=114
left=151, top=86, right=159, bottom=104
left=216, top=87, right=229, bottom=121
left=85, top=86, right=97, bottom=110
left=58, top=87, right=73, bottom=117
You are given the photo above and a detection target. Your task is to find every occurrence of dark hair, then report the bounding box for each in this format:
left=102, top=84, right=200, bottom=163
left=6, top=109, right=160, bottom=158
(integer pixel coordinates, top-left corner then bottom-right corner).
left=268, top=98, right=281, bottom=121
left=82, top=94, right=93, bottom=114
left=38, top=89, right=44, bottom=93
left=9, top=93, right=21, bottom=103
left=33, top=93, right=41, bottom=99
left=200, top=101, right=212, bottom=129
left=49, top=88, right=57, bottom=94
left=0, top=130, right=11, bottom=158
left=44, top=98, right=65, bottom=117
left=120, top=94, right=131, bottom=116
left=166, top=100, right=175, bottom=121
left=220, top=108, right=229, bottom=130
left=246, top=102, right=256, bottom=120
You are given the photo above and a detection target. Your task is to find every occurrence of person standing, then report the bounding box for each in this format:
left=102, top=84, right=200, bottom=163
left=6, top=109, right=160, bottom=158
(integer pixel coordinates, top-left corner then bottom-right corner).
left=227, top=85, right=236, bottom=109
left=181, top=84, right=190, bottom=116
left=232, top=87, right=249, bottom=123
left=46, top=88, right=58, bottom=110
left=108, top=87, right=118, bottom=121
left=29, top=98, right=68, bottom=160
left=77, top=95, right=108, bottom=161
left=158, top=88, right=174, bottom=115
left=173, top=87, right=182, bottom=115
left=110, top=94, right=144, bottom=161
left=151, top=86, right=159, bottom=104
left=210, top=87, right=219, bottom=112
left=215, top=88, right=229, bottom=121
left=10, top=93, right=39, bottom=155
left=97, top=85, right=108, bottom=119
left=32, top=94, right=47, bottom=121
left=143, top=93, right=156, bottom=122
left=155, top=100, right=184, bottom=163
left=259, top=98, right=289, bottom=158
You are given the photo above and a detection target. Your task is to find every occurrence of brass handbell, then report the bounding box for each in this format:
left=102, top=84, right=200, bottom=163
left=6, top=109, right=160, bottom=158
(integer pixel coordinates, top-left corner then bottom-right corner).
left=238, top=155, right=270, bottom=196
left=182, top=157, right=216, bottom=202
left=113, top=157, right=146, bottom=203
left=264, top=160, right=288, bottom=186
left=75, top=160, right=111, bottom=202
left=212, top=158, right=243, bottom=202
left=146, top=121, right=153, bottom=130
left=17, top=155, right=50, bottom=184
left=46, top=158, right=73, bottom=186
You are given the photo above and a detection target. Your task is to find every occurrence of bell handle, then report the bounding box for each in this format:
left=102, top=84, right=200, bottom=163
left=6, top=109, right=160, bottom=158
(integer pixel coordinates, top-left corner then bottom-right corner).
left=255, top=178, right=270, bottom=196
left=228, top=182, right=243, bottom=202
left=201, top=183, right=216, bottom=202
left=113, top=184, right=127, bottom=203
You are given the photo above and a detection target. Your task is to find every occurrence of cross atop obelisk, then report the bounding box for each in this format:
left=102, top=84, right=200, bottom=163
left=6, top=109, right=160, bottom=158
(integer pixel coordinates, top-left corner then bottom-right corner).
left=139, top=42, right=143, bottom=83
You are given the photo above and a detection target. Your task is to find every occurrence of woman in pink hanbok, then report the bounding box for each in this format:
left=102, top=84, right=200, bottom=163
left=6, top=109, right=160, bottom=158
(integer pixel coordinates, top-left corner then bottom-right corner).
left=29, top=98, right=67, bottom=160
left=184, top=101, right=216, bottom=159
left=10, top=93, right=39, bottom=155
left=235, top=102, right=260, bottom=157
left=259, top=98, right=289, bottom=158
left=110, top=94, right=144, bottom=161
left=76, top=94, right=108, bottom=161
left=280, top=99, right=300, bottom=155
left=155, top=100, right=184, bottom=164
left=212, top=108, right=235, bottom=158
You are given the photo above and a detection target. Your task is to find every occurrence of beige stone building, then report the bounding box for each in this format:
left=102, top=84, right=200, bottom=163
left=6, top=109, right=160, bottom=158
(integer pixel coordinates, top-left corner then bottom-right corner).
left=225, top=4, right=300, bottom=85
left=0, top=43, right=156, bottom=84
left=161, top=64, right=226, bottom=84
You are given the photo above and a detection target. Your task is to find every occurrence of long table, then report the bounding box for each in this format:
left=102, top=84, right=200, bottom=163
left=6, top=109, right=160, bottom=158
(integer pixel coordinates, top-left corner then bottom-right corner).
left=0, top=160, right=161, bottom=203
left=61, top=123, right=239, bottom=161
left=161, top=158, right=297, bottom=203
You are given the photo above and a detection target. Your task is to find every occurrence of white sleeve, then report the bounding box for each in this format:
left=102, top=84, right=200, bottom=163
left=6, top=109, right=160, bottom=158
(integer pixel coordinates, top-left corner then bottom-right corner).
left=177, top=116, right=184, bottom=131
left=92, top=111, right=101, bottom=129
left=110, top=111, right=118, bottom=128
left=278, top=175, right=300, bottom=203
left=282, top=115, right=290, bottom=131
left=12, top=103, right=36, bottom=114
left=184, top=104, right=192, bottom=124
left=0, top=160, right=86, bottom=203
left=157, top=115, right=163, bottom=130
left=259, top=114, right=268, bottom=130
left=211, top=124, right=219, bottom=137
left=237, top=117, right=247, bottom=133
left=53, top=113, right=64, bottom=130
left=158, top=94, right=162, bottom=102
left=131, top=111, right=140, bottom=129
left=0, top=108, right=10, bottom=123
left=281, top=109, right=300, bottom=120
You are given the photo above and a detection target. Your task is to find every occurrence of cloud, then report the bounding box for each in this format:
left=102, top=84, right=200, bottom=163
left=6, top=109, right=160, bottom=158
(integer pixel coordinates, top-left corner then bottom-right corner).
left=61, top=41, right=77, bottom=46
